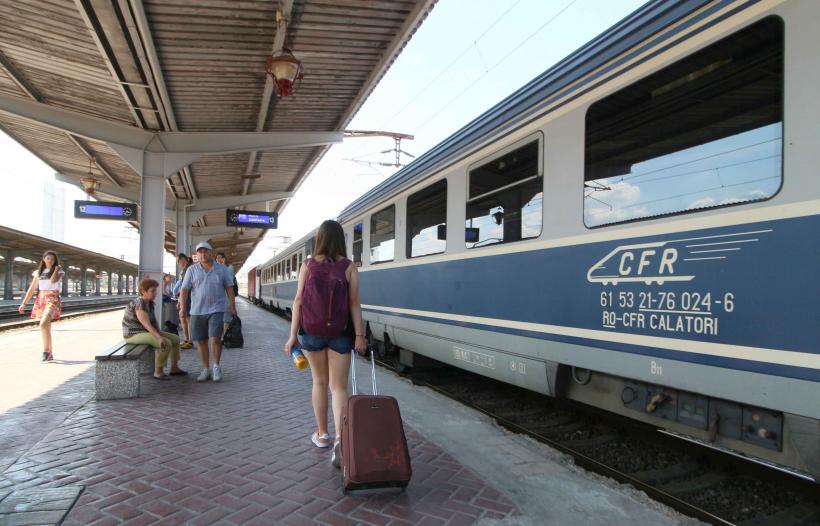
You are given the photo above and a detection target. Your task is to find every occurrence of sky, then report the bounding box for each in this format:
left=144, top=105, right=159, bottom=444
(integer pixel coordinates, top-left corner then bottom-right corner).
left=0, top=0, right=649, bottom=278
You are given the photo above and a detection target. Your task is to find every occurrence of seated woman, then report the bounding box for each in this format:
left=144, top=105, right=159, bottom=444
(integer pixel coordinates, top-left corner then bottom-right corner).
left=122, top=278, right=187, bottom=379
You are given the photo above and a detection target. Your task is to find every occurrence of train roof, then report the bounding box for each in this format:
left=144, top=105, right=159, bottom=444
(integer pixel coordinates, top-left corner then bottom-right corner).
left=259, top=228, right=318, bottom=269
left=338, top=0, right=717, bottom=222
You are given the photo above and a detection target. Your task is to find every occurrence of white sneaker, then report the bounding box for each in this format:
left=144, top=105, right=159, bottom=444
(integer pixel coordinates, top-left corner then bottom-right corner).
left=197, top=368, right=210, bottom=382
left=331, top=440, right=341, bottom=468
left=212, top=363, right=222, bottom=382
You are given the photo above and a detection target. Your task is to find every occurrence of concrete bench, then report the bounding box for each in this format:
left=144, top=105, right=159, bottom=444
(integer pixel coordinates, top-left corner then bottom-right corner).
left=95, top=341, right=154, bottom=400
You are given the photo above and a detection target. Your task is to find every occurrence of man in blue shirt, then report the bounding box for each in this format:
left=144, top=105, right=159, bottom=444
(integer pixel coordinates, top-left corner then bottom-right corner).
left=178, top=242, right=237, bottom=382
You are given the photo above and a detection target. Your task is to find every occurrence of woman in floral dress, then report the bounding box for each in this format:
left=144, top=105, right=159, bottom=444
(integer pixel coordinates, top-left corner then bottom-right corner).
left=18, top=250, right=65, bottom=361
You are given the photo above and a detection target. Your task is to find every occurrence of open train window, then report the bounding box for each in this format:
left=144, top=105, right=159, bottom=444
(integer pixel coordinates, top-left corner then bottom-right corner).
left=352, top=223, right=363, bottom=265
left=370, top=205, right=395, bottom=264
left=407, top=179, right=447, bottom=258
left=466, top=138, right=542, bottom=248
left=584, top=17, right=783, bottom=228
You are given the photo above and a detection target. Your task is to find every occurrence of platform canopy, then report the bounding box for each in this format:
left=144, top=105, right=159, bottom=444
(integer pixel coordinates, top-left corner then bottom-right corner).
left=0, top=225, right=137, bottom=277
left=0, top=0, right=435, bottom=269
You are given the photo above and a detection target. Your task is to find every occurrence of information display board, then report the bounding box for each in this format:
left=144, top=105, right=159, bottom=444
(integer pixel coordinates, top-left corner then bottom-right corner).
left=74, top=200, right=137, bottom=221
left=226, top=209, right=278, bottom=229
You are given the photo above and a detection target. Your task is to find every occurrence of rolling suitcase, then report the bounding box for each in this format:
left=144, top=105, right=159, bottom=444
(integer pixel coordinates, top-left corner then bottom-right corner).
left=341, top=349, right=412, bottom=493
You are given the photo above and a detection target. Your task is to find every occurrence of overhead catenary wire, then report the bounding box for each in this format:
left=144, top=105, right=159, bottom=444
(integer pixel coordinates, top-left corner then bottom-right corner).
left=588, top=175, right=780, bottom=216
left=413, top=0, right=581, bottom=134
left=607, top=137, right=782, bottom=184
left=378, top=0, right=525, bottom=129
left=346, top=1, right=526, bottom=170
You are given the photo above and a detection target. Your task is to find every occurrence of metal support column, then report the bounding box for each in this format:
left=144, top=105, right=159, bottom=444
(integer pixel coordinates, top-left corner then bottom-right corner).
left=80, top=268, right=88, bottom=296
left=95, top=273, right=101, bottom=296
left=3, top=250, right=13, bottom=300
left=61, top=263, right=69, bottom=297
left=117, top=274, right=123, bottom=295
left=139, top=170, right=167, bottom=323
left=107, top=273, right=112, bottom=295
left=176, top=201, right=189, bottom=258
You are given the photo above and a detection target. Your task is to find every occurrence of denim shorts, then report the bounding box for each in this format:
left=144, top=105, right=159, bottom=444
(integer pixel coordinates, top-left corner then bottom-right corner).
left=298, top=333, right=352, bottom=354
left=189, top=312, right=224, bottom=341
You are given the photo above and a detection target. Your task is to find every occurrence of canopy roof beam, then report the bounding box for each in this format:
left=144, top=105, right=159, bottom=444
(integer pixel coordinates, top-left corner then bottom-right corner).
left=242, top=0, right=295, bottom=197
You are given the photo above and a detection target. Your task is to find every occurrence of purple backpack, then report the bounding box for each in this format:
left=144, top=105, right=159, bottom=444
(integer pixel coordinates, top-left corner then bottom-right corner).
left=300, top=257, right=350, bottom=338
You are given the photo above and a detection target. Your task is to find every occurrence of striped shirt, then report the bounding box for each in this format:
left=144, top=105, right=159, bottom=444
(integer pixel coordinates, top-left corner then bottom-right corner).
left=180, top=262, right=233, bottom=316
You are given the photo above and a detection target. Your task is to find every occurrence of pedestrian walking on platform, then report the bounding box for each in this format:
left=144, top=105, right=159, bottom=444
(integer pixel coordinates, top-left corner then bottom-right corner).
left=284, top=220, right=367, bottom=467
left=173, top=253, right=193, bottom=349
left=18, top=250, right=64, bottom=362
left=178, top=242, right=237, bottom=382
left=122, top=279, right=187, bottom=379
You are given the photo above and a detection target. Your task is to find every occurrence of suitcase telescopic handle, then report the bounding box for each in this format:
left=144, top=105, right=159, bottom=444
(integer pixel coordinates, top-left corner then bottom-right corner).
left=350, top=347, right=377, bottom=396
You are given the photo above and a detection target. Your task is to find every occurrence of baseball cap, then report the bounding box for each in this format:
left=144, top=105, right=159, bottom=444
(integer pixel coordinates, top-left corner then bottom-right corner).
left=195, top=242, right=213, bottom=251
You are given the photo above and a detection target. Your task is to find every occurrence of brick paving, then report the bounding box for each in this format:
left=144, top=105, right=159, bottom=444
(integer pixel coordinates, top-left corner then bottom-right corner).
left=0, top=300, right=517, bottom=525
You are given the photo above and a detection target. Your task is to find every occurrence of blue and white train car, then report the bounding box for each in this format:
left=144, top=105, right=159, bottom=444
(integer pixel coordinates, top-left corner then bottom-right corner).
left=260, top=0, right=820, bottom=479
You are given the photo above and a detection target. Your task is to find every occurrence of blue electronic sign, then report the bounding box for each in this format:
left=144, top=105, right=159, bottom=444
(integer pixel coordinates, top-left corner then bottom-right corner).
left=74, top=200, right=137, bottom=221
left=226, top=209, right=278, bottom=229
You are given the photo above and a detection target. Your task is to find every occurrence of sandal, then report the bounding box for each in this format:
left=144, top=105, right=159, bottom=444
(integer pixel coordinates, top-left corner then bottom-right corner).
left=42, top=352, right=53, bottom=362
left=153, top=374, right=170, bottom=381
left=311, top=432, right=331, bottom=448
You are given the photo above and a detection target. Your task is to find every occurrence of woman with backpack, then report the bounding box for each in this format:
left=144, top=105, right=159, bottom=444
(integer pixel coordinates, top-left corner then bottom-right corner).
left=284, top=220, right=367, bottom=467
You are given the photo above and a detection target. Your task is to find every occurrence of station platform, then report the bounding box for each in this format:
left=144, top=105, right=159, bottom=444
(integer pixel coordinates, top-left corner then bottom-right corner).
left=0, top=300, right=699, bottom=526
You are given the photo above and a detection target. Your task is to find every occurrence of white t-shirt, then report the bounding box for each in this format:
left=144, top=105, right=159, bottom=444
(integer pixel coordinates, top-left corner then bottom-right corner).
left=35, top=267, right=64, bottom=293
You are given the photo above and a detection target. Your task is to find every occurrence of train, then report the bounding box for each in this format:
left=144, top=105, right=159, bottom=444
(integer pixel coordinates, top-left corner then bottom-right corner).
left=246, top=267, right=258, bottom=304
left=251, top=0, right=820, bottom=480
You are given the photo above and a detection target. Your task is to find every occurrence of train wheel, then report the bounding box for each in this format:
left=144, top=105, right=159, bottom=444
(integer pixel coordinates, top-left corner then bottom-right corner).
left=367, top=329, right=385, bottom=358
left=384, top=335, right=410, bottom=374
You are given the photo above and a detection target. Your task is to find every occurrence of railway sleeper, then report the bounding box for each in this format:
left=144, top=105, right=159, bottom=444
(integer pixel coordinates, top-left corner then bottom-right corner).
left=630, top=461, right=701, bottom=486
left=661, top=471, right=728, bottom=496
left=528, top=419, right=584, bottom=437
left=737, top=502, right=820, bottom=526
left=562, top=432, right=620, bottom=449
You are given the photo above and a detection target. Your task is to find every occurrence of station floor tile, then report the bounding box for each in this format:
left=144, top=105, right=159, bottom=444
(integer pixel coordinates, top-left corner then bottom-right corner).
left=0, top=301, right=517, bottom=525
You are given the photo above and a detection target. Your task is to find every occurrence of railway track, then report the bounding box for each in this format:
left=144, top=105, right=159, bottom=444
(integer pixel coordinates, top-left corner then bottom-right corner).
left=373, top=353, right=820, bottom=526
left=0, top=296, right=131, bottom=329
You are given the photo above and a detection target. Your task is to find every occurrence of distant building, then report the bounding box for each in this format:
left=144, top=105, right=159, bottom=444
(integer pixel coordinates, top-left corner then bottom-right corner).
left=42, top=182, right=65, bottom=241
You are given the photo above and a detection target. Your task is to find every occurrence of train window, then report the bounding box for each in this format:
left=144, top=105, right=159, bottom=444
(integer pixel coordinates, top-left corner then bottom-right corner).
left=305, top=238, right=314, bottom=257
left=407, top=179, right=447, bottom=258
left=352, top=223, right=363, bottom=265
left=285, top=258, right=291, bottom=280
left=584, top=17, right=783, bottom=227
left=370, top=206, right=395, bottom=263
left=291, top=255, right=298, bottom=279
left=466, top=140, right=542, bottom=248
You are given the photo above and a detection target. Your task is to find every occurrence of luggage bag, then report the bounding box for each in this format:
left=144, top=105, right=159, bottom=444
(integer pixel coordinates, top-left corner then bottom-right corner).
left=222, top=315, right=244, bottom=348
left=341, top=349, right=412, bottom=493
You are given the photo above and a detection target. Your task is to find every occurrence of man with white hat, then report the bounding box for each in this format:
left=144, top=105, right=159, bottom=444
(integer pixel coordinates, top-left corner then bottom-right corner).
left=178, top=242, right=237, bottom=382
